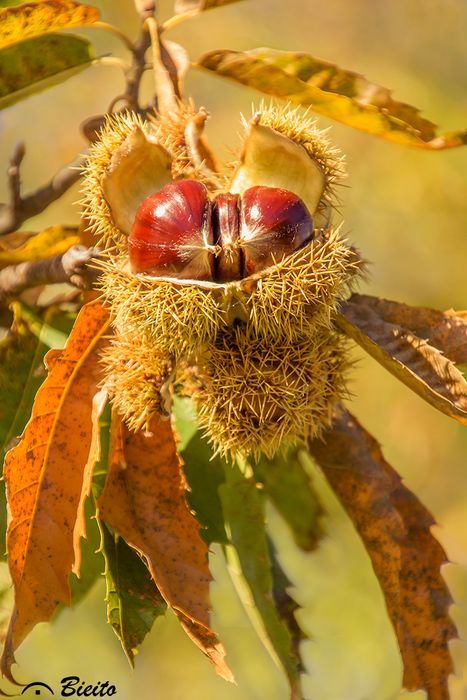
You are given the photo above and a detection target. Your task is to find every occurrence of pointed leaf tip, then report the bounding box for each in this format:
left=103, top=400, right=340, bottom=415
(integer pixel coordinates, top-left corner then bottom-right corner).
left=98, top=414, right=233, bottom=681
left=336, top=300, right=467, bottom=425
left=0, top=301, right=110, bottom=677
left=308, top=408, right=457, bottom=698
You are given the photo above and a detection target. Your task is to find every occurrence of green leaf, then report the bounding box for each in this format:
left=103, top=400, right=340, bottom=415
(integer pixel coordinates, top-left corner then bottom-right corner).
left=98, top=520, right=167, bottom=667
left=268, top=538, right=305, bottom=667
left=220, top=460, right=302, bottom=697
left=15, top=301, right=72, bottom=350
left=68, top=401, right=111, bottom=603
left=172, top=395, right=198, bottom=450
left=336, top=301, right=467, bottom=426
left=0, top=305, right=74, bottom=464
left=198, top=48, right=467, bottom=150
left=0, top=0, right=100, bottom=50
left=252, top=447, right=324, bottom=551
left=180, top=430, right=228, bottom=545
left=0, top=33, right=94, bottom=110
left=68, top=496, right=103, bottom=605
left=91, top=401, right=112, bottom=501
left=174, top=0, right=243, bottom=14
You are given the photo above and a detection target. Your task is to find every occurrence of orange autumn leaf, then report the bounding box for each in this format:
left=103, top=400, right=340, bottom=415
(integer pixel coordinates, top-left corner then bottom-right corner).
left=98, top=414, right=233, bottom=682
left=308, top=408, right=457, bottom=700
left=0, top=300, right=110, bottom=680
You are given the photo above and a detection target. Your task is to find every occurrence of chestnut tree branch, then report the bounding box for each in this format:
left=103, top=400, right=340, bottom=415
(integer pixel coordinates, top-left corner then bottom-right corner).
left=0, top=147, right=87, bottom=237
left=0, top=245, right=102, bottom=303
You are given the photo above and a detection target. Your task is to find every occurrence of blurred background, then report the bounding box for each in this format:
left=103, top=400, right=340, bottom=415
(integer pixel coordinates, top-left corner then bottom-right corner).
left=0, top=0, right=466, bottom=698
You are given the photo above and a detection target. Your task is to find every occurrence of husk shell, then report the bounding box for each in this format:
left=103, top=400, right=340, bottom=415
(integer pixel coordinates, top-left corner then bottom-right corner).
left=99, top=228, right=360, bottom=359
left=100, top=334, right=173, bottom=431
left=183, top=326, right=349, bottom=460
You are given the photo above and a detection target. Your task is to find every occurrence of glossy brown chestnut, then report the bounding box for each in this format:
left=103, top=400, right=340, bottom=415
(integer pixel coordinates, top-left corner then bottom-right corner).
left=212, top=193, right=242, bottom=281
left=240, top=186, right=314, bottom=276
left=128, top=179, right=215, bottom=279
left=128, top=181, right=313, bottom=281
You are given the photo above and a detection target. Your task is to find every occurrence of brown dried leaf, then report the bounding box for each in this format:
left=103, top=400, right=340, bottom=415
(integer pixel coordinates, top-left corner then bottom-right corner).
left=0, top=0, right=100, bottom=50
left=160, top=39, right=190, bottom=99
left=336, top=301, right=467, bottom=425
left=98, top=414, right=233, bottom=682
left=348, top=294, right=467, bottom=365
left=101, top=127, right=172, bottom=236
left=0, top=300, right=110, bottom=680
left=198, top=49, right=467, bottom=149
left=308, top=408, right=457, bottom=699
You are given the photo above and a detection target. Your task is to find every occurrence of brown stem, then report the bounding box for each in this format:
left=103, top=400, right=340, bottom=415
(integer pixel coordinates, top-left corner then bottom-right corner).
left=0, top=149, right=87, bottom=236
left=0, top=245, right=102, bottom=302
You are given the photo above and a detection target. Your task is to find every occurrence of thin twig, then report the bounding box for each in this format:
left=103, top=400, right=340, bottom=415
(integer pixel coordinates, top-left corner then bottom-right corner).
left=146, top=16, right=178, bottom=115
left=0, top=245, right=102, bottom=302
left=0, top=149, right=87, bottom=236
left=161, top=10, right=198, bottom=33
left=92, top=20, right=136, bottom=52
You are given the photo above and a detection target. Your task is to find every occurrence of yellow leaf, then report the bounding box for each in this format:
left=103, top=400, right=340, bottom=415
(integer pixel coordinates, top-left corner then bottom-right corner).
left=0, top=225, right=80, bottom=269
left=0, top=300, right=110, bottom=680
left=198, top=48, right=467, bottom=150
left=0, top=0, right=100, bottom=50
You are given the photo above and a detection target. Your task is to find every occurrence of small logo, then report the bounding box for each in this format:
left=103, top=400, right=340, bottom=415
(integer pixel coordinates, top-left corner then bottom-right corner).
left=1, top=677, right=117, bottom=698
left=21, top=683, right=54, bottom=696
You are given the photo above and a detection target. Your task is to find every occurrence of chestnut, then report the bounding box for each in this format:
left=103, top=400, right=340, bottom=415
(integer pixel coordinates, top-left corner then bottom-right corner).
left=128, top=180, right=314, bottom=282
left=128, top=179, right=215, bottom=280
left=212, top=193, right=242, bottom=281
left=240, top=186, right=314, bottom=277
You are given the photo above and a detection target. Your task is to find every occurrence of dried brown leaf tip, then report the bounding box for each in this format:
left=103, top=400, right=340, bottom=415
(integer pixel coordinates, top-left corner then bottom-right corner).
left=337, top=294, right=467, bottom=425
left=309, top=409, right=458, bottom=700
left=82, top=103, right=361, bottom=458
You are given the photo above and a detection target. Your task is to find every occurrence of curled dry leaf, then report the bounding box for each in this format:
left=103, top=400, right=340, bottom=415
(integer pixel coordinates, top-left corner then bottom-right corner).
left=98, top=414, right=233, bottom=682
left=308, top=408, right=457, bottom=700
left=0, top=300, right=110, bottom=680
left=0, top=0, right=99, bottom=50
left=348, top=294, right=467, bottom=366
left=100, top=126, right=172, bottom=237
left=336, top=300, right=467, bottom=425
left=198, top=48, right=467, bottom=149
left=160, top=39, right=190, bottom=99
